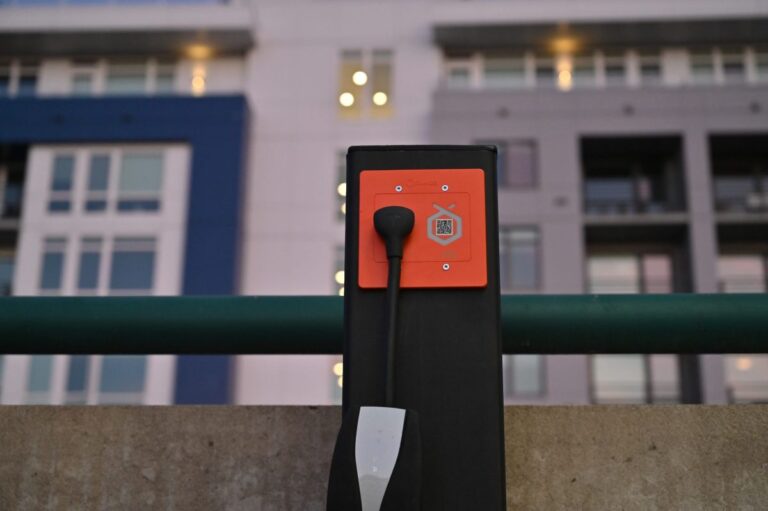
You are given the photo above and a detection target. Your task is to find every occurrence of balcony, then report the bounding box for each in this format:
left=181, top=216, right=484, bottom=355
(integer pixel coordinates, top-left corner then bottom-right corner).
left=582, top=136, right=686, bottom=220
left=711, top=135, right=768, bottom=217
left=0, top=0, right=253, bottom=57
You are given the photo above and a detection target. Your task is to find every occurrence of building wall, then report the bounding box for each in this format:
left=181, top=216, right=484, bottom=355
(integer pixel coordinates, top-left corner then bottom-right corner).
left=1, top=0, right=767, bottom=405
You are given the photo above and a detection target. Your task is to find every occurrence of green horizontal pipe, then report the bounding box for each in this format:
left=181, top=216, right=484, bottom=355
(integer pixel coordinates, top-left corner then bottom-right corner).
left=0, top=294, right=766, bottom=355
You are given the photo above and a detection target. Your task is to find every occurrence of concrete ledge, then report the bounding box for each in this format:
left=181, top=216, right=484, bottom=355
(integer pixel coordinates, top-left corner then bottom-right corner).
left=1, top=406, right=766, bottom=510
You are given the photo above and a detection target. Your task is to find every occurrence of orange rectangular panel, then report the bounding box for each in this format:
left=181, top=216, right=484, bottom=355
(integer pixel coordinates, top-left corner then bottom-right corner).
left=358, top=168, right=487, bottom=289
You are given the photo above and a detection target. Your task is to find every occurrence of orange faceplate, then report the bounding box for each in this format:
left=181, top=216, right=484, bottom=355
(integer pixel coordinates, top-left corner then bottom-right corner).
left=358, top=169, right=487, bottom=289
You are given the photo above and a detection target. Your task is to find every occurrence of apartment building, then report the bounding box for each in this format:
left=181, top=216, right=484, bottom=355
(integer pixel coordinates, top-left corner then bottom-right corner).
left=0, top=0, right=766, bottom=405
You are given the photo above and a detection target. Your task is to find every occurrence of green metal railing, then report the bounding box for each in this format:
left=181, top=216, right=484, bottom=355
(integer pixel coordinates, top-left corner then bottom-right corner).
left=0, top=294, right=766, bottom=354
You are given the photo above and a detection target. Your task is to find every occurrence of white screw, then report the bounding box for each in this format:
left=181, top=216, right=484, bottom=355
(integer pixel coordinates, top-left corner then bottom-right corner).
left=441, top=184, right=449, bottom=192
left=395, top=185, right=403, bottom=192
left=442, top=263, right=450, bottom=271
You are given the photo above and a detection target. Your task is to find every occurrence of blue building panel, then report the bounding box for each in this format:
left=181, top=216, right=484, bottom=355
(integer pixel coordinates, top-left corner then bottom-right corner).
left=0, top=96, right=249, bottom=404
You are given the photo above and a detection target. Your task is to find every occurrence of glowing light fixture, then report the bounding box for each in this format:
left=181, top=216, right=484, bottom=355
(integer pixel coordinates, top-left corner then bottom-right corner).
left=337, top=375, right=344, bottom=388
left=338, top=286, right=345, bottom=296
left=551, top=37, right=578, bottom=55
left=337, top=182, right=347, bottom=197
left=333, top=362, right=344, bottom=376
left=352, top=70, right=368, bottom=86
left=340, top=202, right=347, bottom=215
left=736, top=357, right=753, bottom=371
left=372, top=91, right=388, bottom=106
left=187, top=44, right=212, bottom=60
left=556, top=55, right=573, bottom=91
left=191, top=63, right=207, bottom=96
left=335, top=270, right=345, bottom=285
left=339, top=92, right=355, bottom=107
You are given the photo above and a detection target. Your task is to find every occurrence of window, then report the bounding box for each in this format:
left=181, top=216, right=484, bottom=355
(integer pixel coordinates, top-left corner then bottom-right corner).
left=718, top=254, right=766, bottom=293
left=70, top=59, right=177, bottom=96
left=77, top=237, right=102, bottom=293
left=571, top=55, right=596, bottom=88
left=534, top=57, right=555, bottom=88
left=85, top=153, right=110, bottom=212
left=338, top=49, right=393, bottom=118
left=155, top=60, right=176, bottom=94
left=724, top=355, right=768, bottom=403
left=117, top=153, right=163, bottom=211
left=0, top=251, right=13, bottom=296
left=589, top=254, right=679, bottom=403
left=336, top=150, right=346, bottom=220
left=370, top=50, right=393, bottom=116
left=16, top=61, right=38, bottom=97
left=503, top=354, right=544, bottom=398
left=106, top=60, right=146, bottom=95
left=65, top=355, right=89, bottom=404
left=71, top=60, right=97, bottom=96
left=0, top=59, right=38, bottom=97
left=478, top=139, right=537, bottom=189
left=503, top=141, right=537, bottom=188
left=689, top=49, right=715, bottom=85
left=334, top=245, right=345, bottom=296
left=484, top=55, right=525, bottom=89
left=604, top=51, right=626, bottom=87
left=588, top=254, right=673, bottom=294
left=718, top=254, right=768, bottom=402
left=26, top=355, right=53, bottom=404
left=48, top=154, right=75, bottom=213
left=721, top=48, right=746, bottom=84
left=39, top=238, right=67, bottom=292
left=756, top=47, right=768, bottom=82
left=444, top=57, right=473, bottom=89
left=99, top=355, right=146, bottom=404
left=109, top=237, right=156, bottom=293
left=638, top=51, right=662, bottom=86
left=0, top=60, right=11, bottom=97
left=499, top=227, right=539, bottom=292
left=43, top=148, right=169, bottom=215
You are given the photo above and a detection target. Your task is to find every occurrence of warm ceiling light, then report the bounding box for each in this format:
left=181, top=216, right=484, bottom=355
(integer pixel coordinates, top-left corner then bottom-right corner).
left=337, top=182, right=347, bottom=197
left=352, top=70, right=368, bottom=86
left=339, top=92, right=355, bottom=107
left=334, top=270, right=345, bottom=285
left=552, top=37, right=578, bottom=55
left=338, top=287, right=345, bottom=297
left=187, top=44, right=213, bottom=60
left=333, top=362, right=344, bottom=376
left=372, top=91, right=388, bottom=106
left=736, top=357, right=753, bottom=371
left=191, top=75, right=206, bottom=96
left=337, top=375, right=343, bottom=388
left=340, top=202, right=346, bottom=215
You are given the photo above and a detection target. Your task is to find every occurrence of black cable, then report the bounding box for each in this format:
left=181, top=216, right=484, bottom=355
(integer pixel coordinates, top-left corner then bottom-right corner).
left=373, top=205, right=415, bottom=409
left=384, top=253, right=402, bottom=408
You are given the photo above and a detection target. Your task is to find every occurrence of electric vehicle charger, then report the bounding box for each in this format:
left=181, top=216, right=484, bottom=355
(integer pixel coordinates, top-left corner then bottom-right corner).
left=327, top=206, right=422, bottom=511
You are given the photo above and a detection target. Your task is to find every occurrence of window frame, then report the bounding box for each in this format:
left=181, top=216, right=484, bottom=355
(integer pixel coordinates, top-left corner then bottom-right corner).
left=498, top=226, right=541, bottom=293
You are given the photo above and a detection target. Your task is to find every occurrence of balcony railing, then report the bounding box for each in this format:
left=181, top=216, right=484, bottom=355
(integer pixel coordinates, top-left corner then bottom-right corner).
left=718, top=278, right=767, bottom=294
left=585, top=198, right=677, bottom=215
left=713, top=177, right=768, bottom=213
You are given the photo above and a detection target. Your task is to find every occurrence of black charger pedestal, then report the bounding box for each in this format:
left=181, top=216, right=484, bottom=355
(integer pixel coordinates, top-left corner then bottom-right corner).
left=329, top=146, right=506, bottom=511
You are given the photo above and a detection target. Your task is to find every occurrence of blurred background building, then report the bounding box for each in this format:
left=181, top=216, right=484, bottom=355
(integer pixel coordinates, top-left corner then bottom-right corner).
left=0, top=0, right=766, bottom=406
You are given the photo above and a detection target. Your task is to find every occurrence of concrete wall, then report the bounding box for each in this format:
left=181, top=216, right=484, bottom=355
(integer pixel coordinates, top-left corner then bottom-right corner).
left=1, top=405, right=766, bottom=510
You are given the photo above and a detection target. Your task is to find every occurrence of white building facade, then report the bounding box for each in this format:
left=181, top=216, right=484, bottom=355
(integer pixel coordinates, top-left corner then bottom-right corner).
left=0, top=0, right=767, bottom=405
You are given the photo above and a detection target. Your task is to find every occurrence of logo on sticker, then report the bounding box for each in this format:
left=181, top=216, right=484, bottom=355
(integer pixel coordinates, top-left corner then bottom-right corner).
left=427, top=203, right=463, bottom=246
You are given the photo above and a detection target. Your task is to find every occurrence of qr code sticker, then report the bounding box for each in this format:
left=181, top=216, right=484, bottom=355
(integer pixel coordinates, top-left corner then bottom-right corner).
left=436, top=218, right=454, bottom=236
